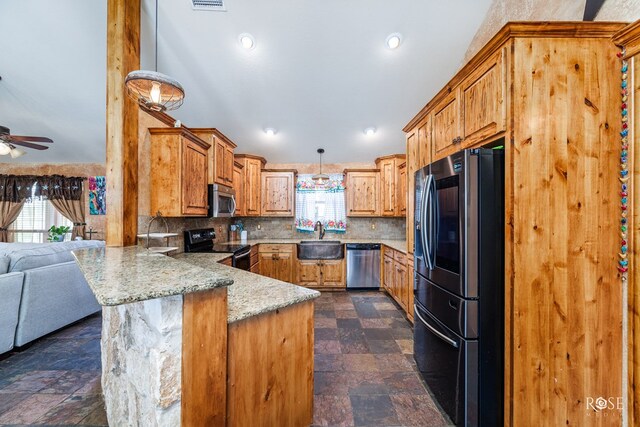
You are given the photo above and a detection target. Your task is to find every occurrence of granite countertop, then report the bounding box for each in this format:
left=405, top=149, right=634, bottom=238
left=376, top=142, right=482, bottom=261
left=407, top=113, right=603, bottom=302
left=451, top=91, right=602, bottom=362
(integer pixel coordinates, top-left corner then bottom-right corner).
left=173, top=253, right=320, bottom=324
left=228, top=238, right=408, bottom=254
left=73, top=246, right=234, bottom=306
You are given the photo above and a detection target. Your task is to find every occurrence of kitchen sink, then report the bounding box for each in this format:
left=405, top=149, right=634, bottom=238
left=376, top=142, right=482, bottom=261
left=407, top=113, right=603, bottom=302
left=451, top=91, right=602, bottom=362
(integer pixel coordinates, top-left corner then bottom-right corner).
left=297, top=240, right=344, bottom=260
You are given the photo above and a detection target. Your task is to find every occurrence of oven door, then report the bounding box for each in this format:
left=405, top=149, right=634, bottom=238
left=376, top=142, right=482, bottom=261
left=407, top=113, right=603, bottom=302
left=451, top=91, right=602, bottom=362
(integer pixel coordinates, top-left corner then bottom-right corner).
left=233, top=247, right=251, bottom=271
left=414, top=302, right=478, bottom=426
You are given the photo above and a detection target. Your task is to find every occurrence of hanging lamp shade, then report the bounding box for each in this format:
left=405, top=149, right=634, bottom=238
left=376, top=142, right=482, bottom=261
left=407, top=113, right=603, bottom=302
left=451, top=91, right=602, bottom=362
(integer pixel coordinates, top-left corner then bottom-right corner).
left=312, top=148, right=330, bottom=187
left=125, top=70, right=184, bottom=112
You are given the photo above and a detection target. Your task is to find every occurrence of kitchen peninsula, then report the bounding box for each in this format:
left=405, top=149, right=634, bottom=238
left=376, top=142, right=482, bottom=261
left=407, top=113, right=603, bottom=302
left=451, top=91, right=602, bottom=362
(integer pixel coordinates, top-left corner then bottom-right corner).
left=73, top=246, right=319, bottom=426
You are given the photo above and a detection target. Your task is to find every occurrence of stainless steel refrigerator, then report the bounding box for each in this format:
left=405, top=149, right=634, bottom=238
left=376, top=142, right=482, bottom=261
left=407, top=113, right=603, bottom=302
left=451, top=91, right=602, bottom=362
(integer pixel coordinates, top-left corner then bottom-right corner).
left=413, top=148, right=504, bottom=427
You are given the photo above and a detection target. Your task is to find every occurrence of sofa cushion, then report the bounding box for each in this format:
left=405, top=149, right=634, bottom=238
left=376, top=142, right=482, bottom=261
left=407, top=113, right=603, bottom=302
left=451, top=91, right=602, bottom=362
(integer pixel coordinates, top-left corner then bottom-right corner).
left=0, top=256, right=9, bottom=274
left=6, top=240, right=105, bottom=273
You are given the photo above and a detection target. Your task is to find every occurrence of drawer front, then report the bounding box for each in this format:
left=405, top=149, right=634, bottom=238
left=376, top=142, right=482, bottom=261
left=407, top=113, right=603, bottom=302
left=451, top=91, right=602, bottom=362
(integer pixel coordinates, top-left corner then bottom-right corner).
left=393, top=250, right=407, bottom=264
left=258, top=244, right=294, bottom=253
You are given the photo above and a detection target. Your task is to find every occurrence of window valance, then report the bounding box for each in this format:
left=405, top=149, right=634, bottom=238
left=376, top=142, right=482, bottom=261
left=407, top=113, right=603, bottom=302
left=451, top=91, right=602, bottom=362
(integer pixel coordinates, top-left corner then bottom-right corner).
left=0, top=175, right=85, bottom=202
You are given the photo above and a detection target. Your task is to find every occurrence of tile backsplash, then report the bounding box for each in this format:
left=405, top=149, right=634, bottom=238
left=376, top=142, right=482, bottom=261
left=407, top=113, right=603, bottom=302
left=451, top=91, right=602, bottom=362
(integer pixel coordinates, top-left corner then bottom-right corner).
left=235, top=217, right=406, bottom=240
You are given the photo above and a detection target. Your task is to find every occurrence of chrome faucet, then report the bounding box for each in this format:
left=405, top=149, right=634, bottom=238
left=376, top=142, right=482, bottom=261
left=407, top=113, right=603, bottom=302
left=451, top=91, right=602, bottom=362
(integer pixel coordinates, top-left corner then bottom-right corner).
left=146, top=211, right=169, bottom=249
left=314, top=221, right=325, bottom=240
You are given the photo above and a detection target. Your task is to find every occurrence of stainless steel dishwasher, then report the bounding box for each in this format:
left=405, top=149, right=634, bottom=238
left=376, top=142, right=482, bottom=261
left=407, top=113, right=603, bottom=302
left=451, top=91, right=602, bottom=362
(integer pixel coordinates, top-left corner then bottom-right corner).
left=346, top=243, right=381, bottom=289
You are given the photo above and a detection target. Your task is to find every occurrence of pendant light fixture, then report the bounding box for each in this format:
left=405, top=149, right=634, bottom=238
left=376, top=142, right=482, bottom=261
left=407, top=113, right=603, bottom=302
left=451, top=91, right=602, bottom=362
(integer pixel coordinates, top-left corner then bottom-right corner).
left=312, top=148, right=330, bottom=187
left=125, top=0, right=184, bottom=112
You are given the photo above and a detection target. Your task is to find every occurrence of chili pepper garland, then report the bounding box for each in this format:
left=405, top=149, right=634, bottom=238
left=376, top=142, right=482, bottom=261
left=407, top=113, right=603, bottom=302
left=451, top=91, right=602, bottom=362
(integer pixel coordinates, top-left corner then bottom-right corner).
left=618, top=48, right=629, bottom=281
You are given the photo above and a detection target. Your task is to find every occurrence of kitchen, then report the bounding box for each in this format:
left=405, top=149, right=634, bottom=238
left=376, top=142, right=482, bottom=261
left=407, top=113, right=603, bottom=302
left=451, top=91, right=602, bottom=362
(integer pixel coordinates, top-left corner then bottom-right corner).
left=0, top=1, right=639, bottom=426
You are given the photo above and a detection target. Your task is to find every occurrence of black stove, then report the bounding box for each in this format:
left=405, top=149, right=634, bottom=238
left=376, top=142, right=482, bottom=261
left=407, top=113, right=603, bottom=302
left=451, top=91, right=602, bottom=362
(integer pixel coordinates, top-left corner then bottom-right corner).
left=184, top=229, right=251, bottom=270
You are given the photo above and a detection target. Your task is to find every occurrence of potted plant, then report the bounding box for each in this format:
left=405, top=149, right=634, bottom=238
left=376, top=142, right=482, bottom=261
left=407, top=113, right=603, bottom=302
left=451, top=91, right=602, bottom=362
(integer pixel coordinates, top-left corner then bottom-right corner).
left=48, top=225, right=71, bottom=242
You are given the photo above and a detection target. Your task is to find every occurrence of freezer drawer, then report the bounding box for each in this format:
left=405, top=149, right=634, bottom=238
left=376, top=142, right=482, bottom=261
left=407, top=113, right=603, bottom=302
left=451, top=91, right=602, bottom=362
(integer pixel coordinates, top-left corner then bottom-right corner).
left=415, top=273, right=478, bottom=339
left=414, top=303, right=478, bottom=426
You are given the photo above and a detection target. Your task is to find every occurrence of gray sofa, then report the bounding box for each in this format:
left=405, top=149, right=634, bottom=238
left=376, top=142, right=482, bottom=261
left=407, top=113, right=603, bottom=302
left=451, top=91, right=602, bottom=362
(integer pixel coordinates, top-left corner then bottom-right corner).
left=0, top=240, right=105, bottom=353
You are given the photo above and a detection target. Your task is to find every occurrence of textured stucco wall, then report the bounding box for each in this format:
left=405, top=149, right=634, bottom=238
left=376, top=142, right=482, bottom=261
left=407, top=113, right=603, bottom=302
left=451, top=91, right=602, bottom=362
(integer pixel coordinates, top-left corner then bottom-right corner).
left=463, top=0, right=640, bottom=63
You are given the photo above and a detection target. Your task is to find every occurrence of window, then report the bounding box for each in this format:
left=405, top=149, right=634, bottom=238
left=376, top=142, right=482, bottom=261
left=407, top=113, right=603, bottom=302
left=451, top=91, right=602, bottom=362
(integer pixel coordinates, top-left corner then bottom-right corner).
left=295, top=174, right=347, bottom=233
left=9, top=185, right=73, bottom=243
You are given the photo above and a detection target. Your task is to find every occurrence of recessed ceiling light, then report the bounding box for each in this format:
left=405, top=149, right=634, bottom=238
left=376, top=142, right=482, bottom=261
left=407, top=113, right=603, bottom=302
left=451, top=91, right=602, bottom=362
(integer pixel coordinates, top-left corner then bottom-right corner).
left=364, top=127, right=376, bottom=136
left=386, top=33, right=402, bottom=49
left=265, top=128, right=276, bottom=137
left=239, top=33, right=255, bottom=50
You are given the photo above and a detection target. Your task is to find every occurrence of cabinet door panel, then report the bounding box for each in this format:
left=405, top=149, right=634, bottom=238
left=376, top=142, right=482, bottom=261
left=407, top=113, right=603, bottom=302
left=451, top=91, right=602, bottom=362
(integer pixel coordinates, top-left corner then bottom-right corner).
left=245, top=160, right=262, bottom=216
left=406, top=131, right=418, bottom=254
left=321, top=260, right=344, bottom=287
left=214, top=141, right=226, bottom=185
left=417, top=118, right=431, bottom=168
left=380, top=159, right=396, bottom=217
left=383, top=254, right=394, bottom=291
left=395, top=262, right=408, bottom=311
left=224, top=146, right=234, bottom=184
left=346, top=172, right=380, bottom=216
left=181, top=139, right=208, bottom=216
left=261, top=172, right=294, bottom=216
left=432, top=90, right=461, bottom=160
left=297, top=260, right=320, bottom=286
left=461, top=47, right=506, bottom=146
left=398, top=164, right=407, bottom=217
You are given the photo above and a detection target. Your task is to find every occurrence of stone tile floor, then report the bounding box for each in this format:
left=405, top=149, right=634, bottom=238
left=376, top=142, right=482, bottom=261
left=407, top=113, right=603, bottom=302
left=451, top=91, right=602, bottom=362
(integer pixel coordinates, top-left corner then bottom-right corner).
left=0, top=314, right=106, bottom=426
left=312, top=291, right=451, bottom=427
left=0, top=291, right=451, bottom=426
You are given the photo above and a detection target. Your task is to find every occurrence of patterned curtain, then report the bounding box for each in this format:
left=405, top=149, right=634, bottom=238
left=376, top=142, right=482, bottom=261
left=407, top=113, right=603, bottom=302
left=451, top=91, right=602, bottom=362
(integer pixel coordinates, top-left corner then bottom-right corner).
left=0, top=175, right=37, bottom=202
left=295, top=174, right=346, bottom=233
left=35, top=175, right=84, bottom=201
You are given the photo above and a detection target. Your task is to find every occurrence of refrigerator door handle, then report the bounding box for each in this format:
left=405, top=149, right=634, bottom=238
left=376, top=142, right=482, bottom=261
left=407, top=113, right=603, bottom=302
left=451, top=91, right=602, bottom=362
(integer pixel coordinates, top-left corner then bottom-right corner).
left=414, top=304, right=458, bottom=348
left=421, top=175, right=433, bottom=270
left=429, top=175, right=438, bottom=269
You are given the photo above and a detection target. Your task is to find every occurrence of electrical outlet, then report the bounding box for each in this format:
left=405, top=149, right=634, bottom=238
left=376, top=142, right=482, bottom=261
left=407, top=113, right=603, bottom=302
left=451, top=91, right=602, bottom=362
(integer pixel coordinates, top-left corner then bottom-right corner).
left=286, top=224, right=292, bottom=230
left=218, top=226, right=223, bottom=233
left=371, top=223, right=376, bottom=230
left=257, top=224, right=261, bottom=230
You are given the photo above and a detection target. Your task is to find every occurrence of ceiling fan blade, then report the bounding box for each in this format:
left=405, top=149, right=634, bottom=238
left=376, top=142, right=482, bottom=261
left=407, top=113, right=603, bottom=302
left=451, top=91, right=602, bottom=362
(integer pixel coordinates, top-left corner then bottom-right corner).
left=8, top=135, right=53, bottom=143
left=10, top=140, right=50, bottom=150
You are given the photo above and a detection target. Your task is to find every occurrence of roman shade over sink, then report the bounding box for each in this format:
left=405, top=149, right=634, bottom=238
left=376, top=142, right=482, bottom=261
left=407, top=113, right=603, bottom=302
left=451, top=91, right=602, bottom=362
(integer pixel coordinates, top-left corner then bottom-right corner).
left=297, top=241, right=344, bottom=260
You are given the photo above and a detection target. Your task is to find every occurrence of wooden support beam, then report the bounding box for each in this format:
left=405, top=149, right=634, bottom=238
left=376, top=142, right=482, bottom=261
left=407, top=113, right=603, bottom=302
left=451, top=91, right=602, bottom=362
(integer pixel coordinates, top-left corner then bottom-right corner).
left=106, top=0, right=140, bottom=246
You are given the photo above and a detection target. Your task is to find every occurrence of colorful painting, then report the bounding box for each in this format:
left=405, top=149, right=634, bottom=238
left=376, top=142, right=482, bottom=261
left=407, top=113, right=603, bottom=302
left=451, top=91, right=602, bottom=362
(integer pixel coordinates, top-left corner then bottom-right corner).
left=88, top=176, right=106, bottom=215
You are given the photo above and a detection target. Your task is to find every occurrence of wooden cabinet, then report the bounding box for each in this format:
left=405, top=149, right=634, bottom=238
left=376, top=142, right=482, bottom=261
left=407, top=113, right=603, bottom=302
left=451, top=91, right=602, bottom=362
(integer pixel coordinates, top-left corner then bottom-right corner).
left=344, top=169, right=380, bottom=217
left=190, top=128, right=237, bottom=186
left=417, top=116, right=432, bottom=168
left=383, top=246, right=409, bottom=313
left=296, top=259, right=345, bottom=289
left=460, top=47, right=506, bottom=146
left=398, top=161, right=407, bottom=216
left=232, top=161, right=244, bottom=216
left=375, top=155, right=406, bottom=217
left=149, top=128, right=210, bottom=217
left=261, top=170, right=296, bottom=217
left=235, top=154, right=266, bottom=217
left=403, top=22, right=627, bottom=426
left=432, top=90, right=462, bottom=160
left=258, top=244, right=294, bottom=282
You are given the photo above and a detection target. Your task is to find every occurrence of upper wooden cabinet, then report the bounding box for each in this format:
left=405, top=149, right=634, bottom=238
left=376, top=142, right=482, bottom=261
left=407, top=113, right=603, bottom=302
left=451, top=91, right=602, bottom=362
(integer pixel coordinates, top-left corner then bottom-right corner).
left=398, top=161, right=407, bottom=217
left=232, top=160, right=245, bottom=216
left=375, top=154, right=406, bottom=217
left=149, top=128, right=210, bottom=217
left=406, top=130, right=419, bottom=254
left=460, top=47, right=507, bottom=146
left=344, top=169, right=380, bottom=217
left=190, top=128, right=237, bottom=186
left=417, top=115, right=432, bottom=168
left=235, top=154, right=266, bottom=217
left=261, top=170, right=296, bottom=217
left=432, top=90, right=462, bottom=160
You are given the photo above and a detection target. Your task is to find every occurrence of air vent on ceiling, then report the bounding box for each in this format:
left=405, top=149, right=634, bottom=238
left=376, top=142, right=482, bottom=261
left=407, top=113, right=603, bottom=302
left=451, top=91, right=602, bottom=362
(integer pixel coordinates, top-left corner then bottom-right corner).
left=192, top=0, right=226, bottom=11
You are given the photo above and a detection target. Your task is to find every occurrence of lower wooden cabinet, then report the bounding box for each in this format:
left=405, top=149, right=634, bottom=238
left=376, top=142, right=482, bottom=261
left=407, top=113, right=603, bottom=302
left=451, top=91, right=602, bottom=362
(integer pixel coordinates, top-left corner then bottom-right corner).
left=297, top=259, right=345, bottom=289
left=407, top=256, right=414, bottom=323
left=383, top=246, right=410, bottom=314
left=250, top=245, right=259, bottom=273
left=258, top=244, right=294, bottom=282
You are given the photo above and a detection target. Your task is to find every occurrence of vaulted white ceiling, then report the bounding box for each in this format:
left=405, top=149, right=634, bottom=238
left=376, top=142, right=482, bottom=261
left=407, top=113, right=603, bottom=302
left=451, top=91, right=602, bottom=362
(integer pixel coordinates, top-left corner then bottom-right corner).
left=0, top=0, right=492, bottom=164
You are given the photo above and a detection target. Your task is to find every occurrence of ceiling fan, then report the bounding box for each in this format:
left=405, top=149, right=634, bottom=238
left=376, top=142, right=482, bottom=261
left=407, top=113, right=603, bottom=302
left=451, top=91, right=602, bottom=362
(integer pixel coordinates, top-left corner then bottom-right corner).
left=0, top=126, right=53, bottom=158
